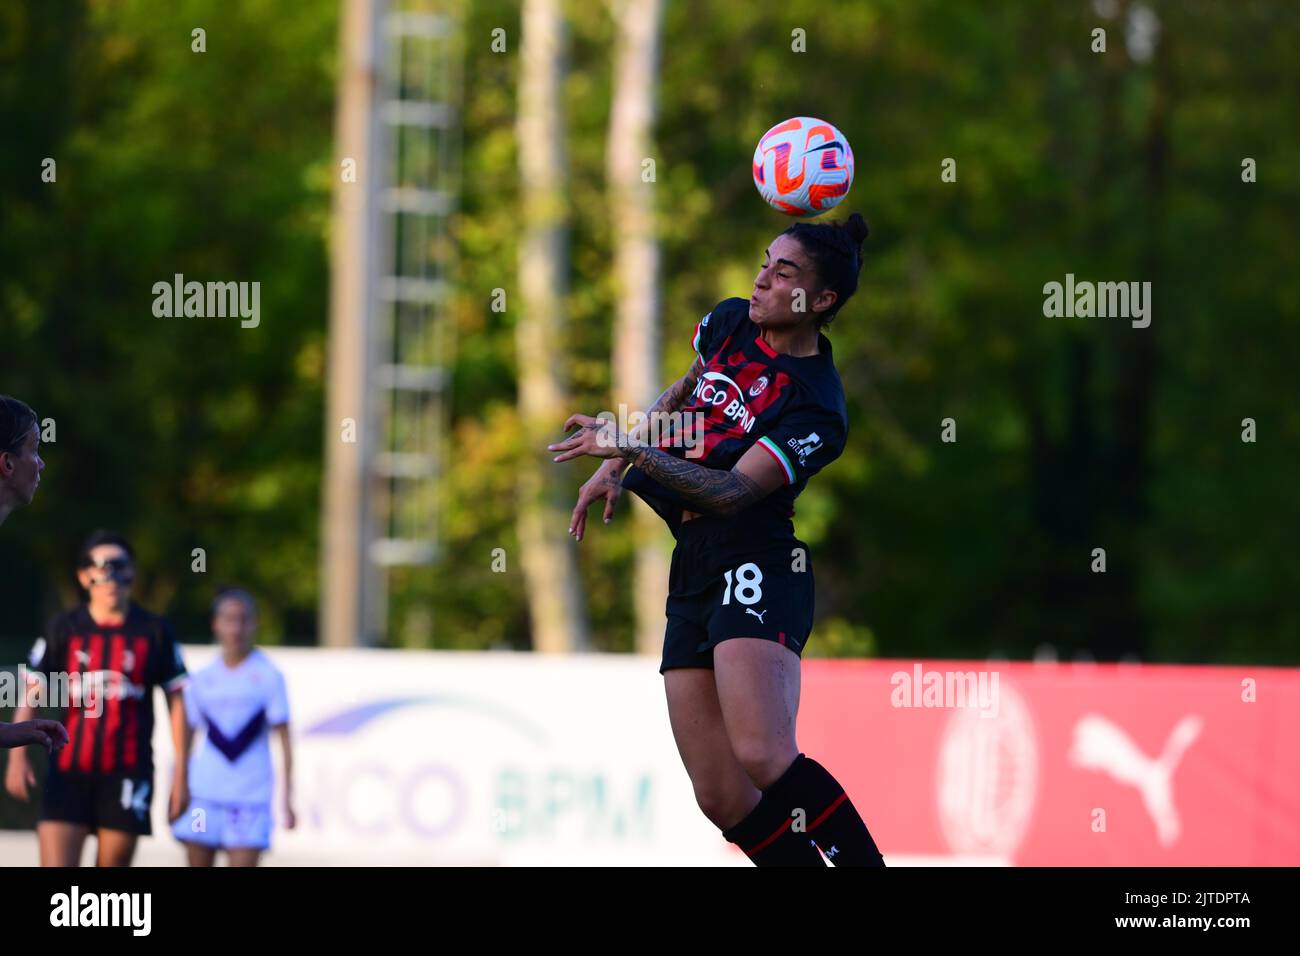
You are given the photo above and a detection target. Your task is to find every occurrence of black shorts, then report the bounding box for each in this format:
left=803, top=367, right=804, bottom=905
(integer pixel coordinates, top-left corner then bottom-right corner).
left=39, top=768, right=155, bottom=836
left=661, top=516, right=815, bottom=673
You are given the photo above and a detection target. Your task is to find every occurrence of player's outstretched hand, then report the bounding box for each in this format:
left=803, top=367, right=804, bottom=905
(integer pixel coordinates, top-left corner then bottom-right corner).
left=567, top=459, right=625, bottom=542
left=0, top=719, right=68, bottom=754
left=37, top=719, right=69, bottom=752
left=548, top=414, right=624, bottom=463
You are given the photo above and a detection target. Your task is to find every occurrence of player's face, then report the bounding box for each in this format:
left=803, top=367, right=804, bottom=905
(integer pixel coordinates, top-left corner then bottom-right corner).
left=212, top=598, right=256, bottom=654
left=750, top=234, right=836, bottom=327
left=1, top=425, right=45, bottom=506
left=77, top=544, right=135, bottom=603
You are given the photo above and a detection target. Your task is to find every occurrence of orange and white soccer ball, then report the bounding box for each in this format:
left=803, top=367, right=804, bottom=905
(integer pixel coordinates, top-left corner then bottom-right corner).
left=752, top=116, right=854, bottom=217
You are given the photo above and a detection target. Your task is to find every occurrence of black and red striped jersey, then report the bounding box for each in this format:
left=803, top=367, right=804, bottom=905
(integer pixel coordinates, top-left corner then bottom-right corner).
left=27, top=603, right=188, bottom=776
left=621, top=296, right=848, bottom=538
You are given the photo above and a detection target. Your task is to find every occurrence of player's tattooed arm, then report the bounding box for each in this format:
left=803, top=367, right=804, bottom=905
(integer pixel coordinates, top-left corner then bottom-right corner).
left=618, top=439, right=787, bottom=519
left=655, top=355, right=706, bottom=412
left=619, top=355, right=706, bottom=455
left=550, top=380, right=784, bottom=521
left=666, top=354, right=706, bottom=409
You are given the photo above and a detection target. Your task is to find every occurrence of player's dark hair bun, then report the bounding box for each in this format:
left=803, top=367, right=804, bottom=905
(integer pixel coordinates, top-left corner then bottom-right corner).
left=845, top=211, right=870, bottom=247
left=780, top=211, right=871, bottom=330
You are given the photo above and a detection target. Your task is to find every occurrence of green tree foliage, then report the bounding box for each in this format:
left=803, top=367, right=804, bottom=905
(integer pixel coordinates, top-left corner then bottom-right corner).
left=2, top=0, right=1296, bottom=665
left=0, top=0, right=336, bottom=649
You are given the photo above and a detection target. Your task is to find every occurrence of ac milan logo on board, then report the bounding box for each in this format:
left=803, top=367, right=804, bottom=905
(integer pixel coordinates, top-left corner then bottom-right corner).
left=937, top=679, right=1038, bottom=861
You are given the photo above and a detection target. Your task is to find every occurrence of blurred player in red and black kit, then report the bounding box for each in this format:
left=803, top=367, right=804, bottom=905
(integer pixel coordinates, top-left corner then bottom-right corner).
left=5, top=530, right=190, bottom=866
left=0, top=394, right=67, bottom=753
left=551, top=214, right=885, bottom=866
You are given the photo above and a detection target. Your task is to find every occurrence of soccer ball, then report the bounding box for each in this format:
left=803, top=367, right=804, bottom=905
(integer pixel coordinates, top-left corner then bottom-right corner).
left=752, top=116, right=854, bottom=217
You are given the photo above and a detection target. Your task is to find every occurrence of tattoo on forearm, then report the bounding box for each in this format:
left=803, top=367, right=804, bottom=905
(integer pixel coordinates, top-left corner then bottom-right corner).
left=622, top=447, right=762, bottom=517
left=652, top=379, right=687, bottom=414
left=659, top=358, right=703, bottom=412
left=602, top=358, right=707, bottom=484
left=628, top=358, right=704, bottom=445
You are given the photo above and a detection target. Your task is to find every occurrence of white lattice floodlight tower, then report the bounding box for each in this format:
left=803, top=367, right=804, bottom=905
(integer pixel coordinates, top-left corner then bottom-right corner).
left=323, top=0, right=462, bottom=647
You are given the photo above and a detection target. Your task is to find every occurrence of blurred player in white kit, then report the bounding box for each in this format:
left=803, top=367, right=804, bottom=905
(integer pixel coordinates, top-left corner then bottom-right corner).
left=172, top=587, right=295, bottom=866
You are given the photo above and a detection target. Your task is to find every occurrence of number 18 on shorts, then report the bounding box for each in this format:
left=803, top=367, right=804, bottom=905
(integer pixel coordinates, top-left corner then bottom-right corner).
left=662, top=548, right=815, bottom=672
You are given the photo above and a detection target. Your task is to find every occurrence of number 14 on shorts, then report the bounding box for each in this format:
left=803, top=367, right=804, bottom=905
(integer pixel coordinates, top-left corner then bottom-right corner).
left=120, top=778, right=151, bottom=820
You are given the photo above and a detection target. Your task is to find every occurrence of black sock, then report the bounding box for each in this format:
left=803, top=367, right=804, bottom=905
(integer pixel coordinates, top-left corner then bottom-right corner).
left=786, top=753, right=886, bottom=866
left=722, top=758, right=826, bottom=867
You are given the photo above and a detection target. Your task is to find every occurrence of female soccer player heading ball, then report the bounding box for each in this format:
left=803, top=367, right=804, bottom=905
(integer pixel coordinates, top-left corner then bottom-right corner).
left=550, top=213, right=885, bottom=866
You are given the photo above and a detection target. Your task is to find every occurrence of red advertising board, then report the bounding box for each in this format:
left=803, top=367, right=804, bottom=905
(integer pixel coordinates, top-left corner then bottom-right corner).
left=799, top=660, right=1300, bottom=865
